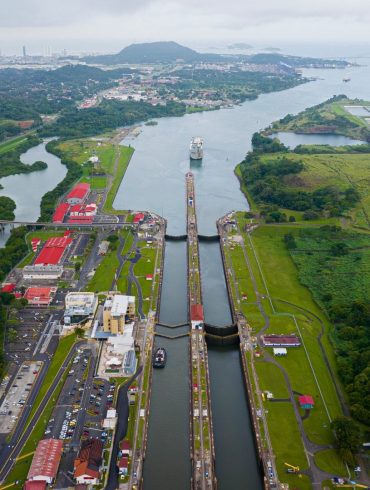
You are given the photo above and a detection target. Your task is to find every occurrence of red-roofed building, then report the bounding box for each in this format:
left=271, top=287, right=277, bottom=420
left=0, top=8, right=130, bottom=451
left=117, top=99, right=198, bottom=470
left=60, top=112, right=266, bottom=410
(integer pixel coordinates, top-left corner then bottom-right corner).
left=262, top=334, right=301, bottom=347
left=191, top=304, right=204, bottom=329
left=118, top=456, right=128, bottom=475
left=27, top=439, right=63, bottom=484
left=24, top=481, right=46, bottom=490
left=146, top=274, right=153, bottom=281
left=119, top=440, right=131, bottom=456
left=24, top=287, right=56, bottom=306
left=133, top=212, right=145, bottom=224
left=34, top=236, right=72, bottom=266
left=1, top=283, right=16, bottom=293
left=298, top=395, right=315, bottom=409
left=74, top=439, right=103, bottom=485
left=66, top=183, right=90, bottom=205
left=70, top=203, right=97, bottom=217
left=52, top=203, right=70, bottom=223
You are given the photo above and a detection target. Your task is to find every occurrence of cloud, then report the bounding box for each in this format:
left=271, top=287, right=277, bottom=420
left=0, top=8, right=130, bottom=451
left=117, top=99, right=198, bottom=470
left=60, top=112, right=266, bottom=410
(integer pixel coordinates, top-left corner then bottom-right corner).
left=0, top=0, right=369, bottom=50
left=0, top=0, right=153, bottom=27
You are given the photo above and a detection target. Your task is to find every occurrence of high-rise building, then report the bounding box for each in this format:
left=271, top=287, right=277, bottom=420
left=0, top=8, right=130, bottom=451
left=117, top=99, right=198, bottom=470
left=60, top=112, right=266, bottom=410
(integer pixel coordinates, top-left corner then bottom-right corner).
left=22, top=45, right=26, bottom=57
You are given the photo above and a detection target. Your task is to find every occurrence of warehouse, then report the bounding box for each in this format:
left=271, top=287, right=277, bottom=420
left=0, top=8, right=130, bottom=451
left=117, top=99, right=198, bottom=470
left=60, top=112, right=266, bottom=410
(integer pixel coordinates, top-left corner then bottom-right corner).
left=23, top=265, right=63, bottom=281
left=52, top=203, right=70, bottom=223
left=34, top=236, right=73, bottom=266
left=24, top=287, right=57, bottom=306
left=66, top=183, right=90, bottom=205
left=262, top=334, right=301, bottom=347
left=26, top=438, right=63, bottom=484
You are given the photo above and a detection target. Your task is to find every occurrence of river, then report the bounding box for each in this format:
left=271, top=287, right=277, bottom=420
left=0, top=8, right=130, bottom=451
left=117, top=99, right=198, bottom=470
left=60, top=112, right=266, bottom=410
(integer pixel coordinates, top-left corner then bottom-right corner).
left=0, top=139, right=66, bottom=246
left=114, top=61, right=370, bottom=489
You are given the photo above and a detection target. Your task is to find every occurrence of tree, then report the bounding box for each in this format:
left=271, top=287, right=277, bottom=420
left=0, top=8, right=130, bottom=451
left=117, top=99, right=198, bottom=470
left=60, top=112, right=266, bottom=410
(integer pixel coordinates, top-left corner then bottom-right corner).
left=331, top=417, right=362, bottom=466
left=74, top=262, right=81, bottom=273
left=330, top=243, right=349, bottom=256
left=74, top=327, right=85, bottom=338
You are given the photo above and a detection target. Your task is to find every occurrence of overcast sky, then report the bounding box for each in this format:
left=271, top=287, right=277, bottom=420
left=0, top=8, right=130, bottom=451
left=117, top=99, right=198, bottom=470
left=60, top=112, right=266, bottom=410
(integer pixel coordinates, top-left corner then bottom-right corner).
left=1, top=0, right=370, bottom=56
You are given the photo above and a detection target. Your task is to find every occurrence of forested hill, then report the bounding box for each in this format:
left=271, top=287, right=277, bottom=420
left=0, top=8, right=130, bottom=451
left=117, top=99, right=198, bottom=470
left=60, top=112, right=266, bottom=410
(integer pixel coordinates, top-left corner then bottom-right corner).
left=83, top=41, right=352, bottom=67
left=83, top=41, right=224, bottom=65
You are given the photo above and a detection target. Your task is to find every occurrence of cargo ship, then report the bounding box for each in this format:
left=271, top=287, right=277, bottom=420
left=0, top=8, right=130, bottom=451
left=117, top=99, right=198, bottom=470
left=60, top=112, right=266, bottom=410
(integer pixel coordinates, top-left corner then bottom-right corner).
left=189, top=137, right=204, bottom=160
left=153, top=347, right=167, bottom=368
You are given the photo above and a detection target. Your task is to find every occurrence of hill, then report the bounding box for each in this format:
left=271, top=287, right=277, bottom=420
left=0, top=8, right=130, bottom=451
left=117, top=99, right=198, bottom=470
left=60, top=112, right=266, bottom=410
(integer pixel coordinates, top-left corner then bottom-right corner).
left=83, top=41, right=223, bottom=65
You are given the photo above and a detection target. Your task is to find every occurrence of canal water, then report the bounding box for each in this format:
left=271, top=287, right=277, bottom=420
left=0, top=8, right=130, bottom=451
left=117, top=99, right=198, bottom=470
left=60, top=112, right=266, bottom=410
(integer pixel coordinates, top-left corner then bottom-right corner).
left=0, top=139, right=66, bottom=246
left=116, top=61, right=370, bottom=490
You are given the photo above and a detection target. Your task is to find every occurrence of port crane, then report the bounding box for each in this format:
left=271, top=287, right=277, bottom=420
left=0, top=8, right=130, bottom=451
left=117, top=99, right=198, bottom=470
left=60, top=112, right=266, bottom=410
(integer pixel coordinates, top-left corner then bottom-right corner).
left=284, top=462, right=300, bottom=474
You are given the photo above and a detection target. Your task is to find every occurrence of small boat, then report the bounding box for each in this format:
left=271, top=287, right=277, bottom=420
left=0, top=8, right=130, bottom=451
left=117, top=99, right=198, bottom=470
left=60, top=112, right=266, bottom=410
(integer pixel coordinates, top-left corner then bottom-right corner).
left=343, top=77, right=351, bottom=82
left=153, top=347, right=167, bottom=368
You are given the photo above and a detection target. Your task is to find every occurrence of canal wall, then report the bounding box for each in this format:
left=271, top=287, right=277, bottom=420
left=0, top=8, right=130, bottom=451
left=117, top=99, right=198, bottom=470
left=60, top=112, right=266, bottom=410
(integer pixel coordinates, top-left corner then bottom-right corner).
left=139, top=219, right=167, bottom=489
left=216, top=219, right=268, bottom=488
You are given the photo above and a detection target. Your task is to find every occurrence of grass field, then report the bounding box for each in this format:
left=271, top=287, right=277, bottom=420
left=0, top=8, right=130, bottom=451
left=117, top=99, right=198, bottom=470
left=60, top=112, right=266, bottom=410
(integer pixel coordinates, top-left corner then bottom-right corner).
left=259, top=151, right=370, bottom=229
left=55, top=139, right=134, bottom=213
left=223, top=217, right=346, bottom=479
left=0, top=136, right=29, bottom=156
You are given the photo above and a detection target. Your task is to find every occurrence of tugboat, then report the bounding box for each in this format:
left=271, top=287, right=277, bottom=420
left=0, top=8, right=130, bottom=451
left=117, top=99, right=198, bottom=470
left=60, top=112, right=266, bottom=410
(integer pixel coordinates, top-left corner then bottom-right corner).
left=153, top=347, right=167, bottom=368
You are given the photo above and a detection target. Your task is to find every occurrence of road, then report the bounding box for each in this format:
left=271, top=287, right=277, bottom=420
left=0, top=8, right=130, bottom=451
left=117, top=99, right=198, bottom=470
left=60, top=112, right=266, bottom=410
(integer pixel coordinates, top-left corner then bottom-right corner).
left=0, top=340, right=86, bottom=484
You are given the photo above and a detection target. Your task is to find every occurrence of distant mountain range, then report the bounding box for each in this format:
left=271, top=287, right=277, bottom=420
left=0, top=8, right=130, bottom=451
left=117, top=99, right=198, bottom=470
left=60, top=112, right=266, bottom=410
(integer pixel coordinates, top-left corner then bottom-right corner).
left=82, top=41, right=351, bottom=68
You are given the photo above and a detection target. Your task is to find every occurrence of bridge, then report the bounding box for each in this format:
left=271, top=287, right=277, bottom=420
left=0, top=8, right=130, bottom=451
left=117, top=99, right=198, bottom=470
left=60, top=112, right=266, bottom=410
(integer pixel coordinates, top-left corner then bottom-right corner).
left=0, top=220, right=138, bottom=229
left=165, top=234, right=219, bottom=242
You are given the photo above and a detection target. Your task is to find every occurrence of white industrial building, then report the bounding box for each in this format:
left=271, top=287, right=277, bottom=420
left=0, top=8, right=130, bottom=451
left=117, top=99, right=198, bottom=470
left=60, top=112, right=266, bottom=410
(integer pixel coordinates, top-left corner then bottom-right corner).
left=23, top=264, right=63, bottom=280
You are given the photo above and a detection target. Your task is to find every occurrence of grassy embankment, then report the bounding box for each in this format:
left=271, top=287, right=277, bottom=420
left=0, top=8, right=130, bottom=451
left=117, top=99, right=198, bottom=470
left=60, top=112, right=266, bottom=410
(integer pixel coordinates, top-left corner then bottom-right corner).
left=223, top=218, right=348, bottom=486
left=55, top=139, right=134, bottom=215
left=3, top=334, right=77, bottom=488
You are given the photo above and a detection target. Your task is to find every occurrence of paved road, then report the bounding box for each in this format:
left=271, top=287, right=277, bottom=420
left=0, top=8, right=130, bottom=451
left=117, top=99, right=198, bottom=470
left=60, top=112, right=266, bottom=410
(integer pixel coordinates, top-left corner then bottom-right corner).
left=105, top=369, right=142, bottom=490
left=0, top=340, right=86, bottom=484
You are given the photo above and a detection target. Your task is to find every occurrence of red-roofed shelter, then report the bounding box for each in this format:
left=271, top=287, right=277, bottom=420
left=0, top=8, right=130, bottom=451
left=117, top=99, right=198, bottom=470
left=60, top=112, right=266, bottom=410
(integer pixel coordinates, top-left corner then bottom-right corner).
left=298, top=395, right=315, bottom=409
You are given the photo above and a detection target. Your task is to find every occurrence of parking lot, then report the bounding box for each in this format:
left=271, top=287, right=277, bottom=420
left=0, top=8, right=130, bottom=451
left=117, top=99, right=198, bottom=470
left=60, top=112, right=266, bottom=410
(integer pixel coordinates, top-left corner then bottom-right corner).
left=0, top=361, right=42, bottom=434
left=6, top=309, right=52, bottom=364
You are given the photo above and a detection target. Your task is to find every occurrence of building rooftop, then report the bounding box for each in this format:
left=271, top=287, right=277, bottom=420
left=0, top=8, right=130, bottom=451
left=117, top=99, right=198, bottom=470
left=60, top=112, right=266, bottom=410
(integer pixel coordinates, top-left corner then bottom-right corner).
left=67, top=183, right=90, bottom=200
left=27, top=438, right=63, bottom=480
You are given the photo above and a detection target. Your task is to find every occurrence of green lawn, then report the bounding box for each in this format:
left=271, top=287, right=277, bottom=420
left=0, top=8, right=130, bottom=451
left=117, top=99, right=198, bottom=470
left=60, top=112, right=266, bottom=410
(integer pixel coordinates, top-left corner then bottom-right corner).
left=314, top=449, right=348, bottom=477
left=103, top=146, right=134, bottom=214
left=87, top=249, right=119, bottom=293
left=0, top=135, right=29, bottom=156
left=259, top=149, right=370, bottom=229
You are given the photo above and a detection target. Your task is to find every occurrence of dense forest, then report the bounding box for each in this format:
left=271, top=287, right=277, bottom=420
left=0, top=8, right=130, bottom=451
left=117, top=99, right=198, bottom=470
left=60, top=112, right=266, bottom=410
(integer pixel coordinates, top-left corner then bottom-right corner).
left=287, top=226, right=370, bottom=427
left=42, top=99, right=187, bottom=138
left=0, top=65, right=129, bottom=121
left=0, top=135, right=47, bottom=178
left=38, top=140, right=83, bottom=221
left=0, top=196, right=16, bottom=221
